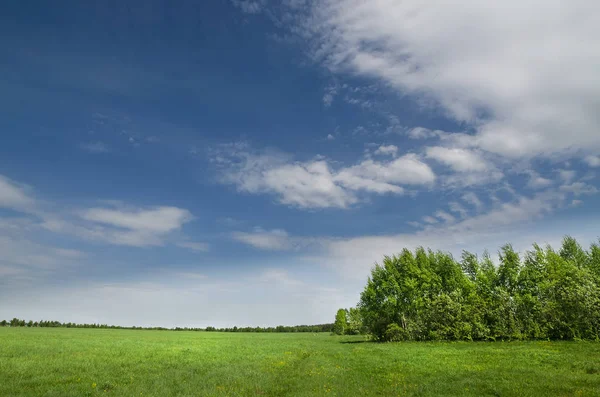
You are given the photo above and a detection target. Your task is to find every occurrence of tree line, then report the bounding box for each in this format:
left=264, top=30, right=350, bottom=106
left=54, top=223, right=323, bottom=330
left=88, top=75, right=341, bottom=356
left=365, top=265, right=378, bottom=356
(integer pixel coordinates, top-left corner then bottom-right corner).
left=0, top=318, right=333, bottom=333
left=334, top=236, right=600, bottom=342
left=203, top=324, right=334, bottom=333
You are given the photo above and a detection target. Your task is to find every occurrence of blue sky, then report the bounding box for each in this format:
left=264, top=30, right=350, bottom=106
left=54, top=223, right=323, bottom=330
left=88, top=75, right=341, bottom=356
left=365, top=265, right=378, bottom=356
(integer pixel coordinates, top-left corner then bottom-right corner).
left=1, top=0, right=599, bottom=327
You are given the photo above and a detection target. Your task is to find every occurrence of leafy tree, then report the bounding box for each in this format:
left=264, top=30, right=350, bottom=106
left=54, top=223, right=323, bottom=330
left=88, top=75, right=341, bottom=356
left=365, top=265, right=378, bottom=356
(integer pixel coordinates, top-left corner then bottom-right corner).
left=346, top=308, right=365, bottom=335
left=460, top=251, right=479, bottom=282
left=497, top=244, right=520, bottom=294
left=355, top=238, right=600, bottom=342
left=333, top=309, right=348, bottom=335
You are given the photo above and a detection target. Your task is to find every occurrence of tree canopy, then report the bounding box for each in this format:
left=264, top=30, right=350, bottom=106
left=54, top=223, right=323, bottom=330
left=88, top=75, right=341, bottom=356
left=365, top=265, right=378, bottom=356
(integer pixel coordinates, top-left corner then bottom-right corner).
left=348, top=236, right=600, bottom=341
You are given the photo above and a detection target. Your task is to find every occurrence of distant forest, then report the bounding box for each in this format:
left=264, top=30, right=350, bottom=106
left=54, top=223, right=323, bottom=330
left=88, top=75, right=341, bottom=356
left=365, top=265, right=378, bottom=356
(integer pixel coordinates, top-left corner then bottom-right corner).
left=0, top=319, right=333, bottom=333
left=334, top=236, right=600, bottom=342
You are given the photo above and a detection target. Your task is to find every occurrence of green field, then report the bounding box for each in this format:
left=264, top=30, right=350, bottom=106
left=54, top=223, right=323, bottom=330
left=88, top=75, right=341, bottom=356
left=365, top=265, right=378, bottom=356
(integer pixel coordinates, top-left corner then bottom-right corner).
left=1, top=328, right=599, bottom=396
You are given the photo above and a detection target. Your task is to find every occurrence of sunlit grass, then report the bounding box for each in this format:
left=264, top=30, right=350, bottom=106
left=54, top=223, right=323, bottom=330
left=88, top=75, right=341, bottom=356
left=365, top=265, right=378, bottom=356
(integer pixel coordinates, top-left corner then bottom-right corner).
left=1, top=328, right=599, bottom=396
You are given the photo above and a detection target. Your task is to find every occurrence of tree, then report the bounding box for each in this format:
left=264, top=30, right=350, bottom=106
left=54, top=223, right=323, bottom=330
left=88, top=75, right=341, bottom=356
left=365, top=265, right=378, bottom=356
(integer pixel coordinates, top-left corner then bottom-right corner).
left=497, top=244, right=520, bottom=294
left=333, top=309, right=348, bottom=335
left=346, top=308, right=365, bottom=335
left=354, top=238, right=600, bottom=342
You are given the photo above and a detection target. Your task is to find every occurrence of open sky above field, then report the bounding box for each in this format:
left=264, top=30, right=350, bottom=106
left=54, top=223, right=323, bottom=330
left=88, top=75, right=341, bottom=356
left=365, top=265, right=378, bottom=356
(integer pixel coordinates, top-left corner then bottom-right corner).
left=1, top=0, right=599, bottom=327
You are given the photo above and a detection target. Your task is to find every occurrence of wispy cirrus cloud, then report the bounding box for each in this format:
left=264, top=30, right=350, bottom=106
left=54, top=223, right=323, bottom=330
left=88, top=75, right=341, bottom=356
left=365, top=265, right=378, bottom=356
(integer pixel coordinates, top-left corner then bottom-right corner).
left=290, top=0, right=600, bottom=159
left=231, top=0, right=266, bottom=14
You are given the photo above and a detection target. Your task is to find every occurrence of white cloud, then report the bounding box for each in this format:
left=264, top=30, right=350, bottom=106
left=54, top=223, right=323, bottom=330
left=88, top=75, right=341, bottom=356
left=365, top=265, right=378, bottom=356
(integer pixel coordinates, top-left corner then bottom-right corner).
left=233, top=228, right=293, bottom=251
left=0, top=235, right=85, bottom=271
left=176, top=241, right=210, bottom=252
left=445, top=170, right=504, bottom=188
left=407, top=127, right=443, bottom=140
left=374, top=145, right=398, bottom=157
left=527, top=171, right=553, bottom=189
left=40, top=205, right=196, bottom=248
left=256, top=268, right=303, bottom=287
left=422, top=216, right=438, bottom=224
left=421, top=145, right=502, bottom=187
left=74, top=206, right=193, bottom=247
left=333, top=170, right=404, bottom=195
left=231, top=0, right=266, bottom=14
left=448, top=202, right=468, bottom=218
left=448, top=192, right=561, bottom=234
left=558, top=169, right=576, bottom=183
left=425, top=147, right=489, bottom=173
left=528, top=177, right=552, bottom=189
left=80, top=206, right=193, bottom=234
left=584, top=155, right=600, bottom=167
left=0, top=231, right=86, bottom=288
left=0, top=175, right=200, bottom=250
left=559, top=182, right=598, bottom=196
left=41, top=217, right=159, bottom=247
left=0, top=175, right=35, bottom=212
left=323, top=84, right=337, bottom=107
left=263, top=161, right=356, bottom=208
left=298, top=0, right=600, bottom=158
left=214, top=146, right=434, bottom=209
left=326, top=133, right=335, bottom=140
left=462, top=192, right=484, bottom=211
left=434, top=210, right=456, bottom=224
left=336, top=154, right=435, bottom=187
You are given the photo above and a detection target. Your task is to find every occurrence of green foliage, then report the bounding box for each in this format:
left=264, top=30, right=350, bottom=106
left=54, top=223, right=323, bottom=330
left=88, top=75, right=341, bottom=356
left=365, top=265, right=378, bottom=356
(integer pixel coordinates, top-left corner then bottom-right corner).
left=346, top=308, right=365, bottom=335
left=384, top=323, right=408, bottom=341
left=358, top=236, right=600, bottom=342
left=333, top=309, right=348, bottom=335
left=331, top=308, right=366, bottom=336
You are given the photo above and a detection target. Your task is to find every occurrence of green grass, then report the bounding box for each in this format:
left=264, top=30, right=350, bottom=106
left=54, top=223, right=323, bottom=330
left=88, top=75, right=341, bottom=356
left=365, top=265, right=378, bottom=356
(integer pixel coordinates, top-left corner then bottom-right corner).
left=1, top=328, right=599, bottom=396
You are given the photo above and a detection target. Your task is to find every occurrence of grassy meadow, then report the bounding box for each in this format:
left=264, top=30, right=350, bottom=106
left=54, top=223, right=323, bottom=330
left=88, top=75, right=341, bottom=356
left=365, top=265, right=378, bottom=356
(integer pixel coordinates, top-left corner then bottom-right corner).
left=1, top=328, right=599, bottom=396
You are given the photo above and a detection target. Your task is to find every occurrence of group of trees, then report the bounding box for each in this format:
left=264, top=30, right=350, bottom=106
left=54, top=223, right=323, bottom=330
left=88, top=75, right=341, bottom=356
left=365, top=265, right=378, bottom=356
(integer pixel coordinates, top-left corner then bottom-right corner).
left=333, top=308, right=367, bottom=335
left=336, top=236, right=600, bottom=342
left=1, top=319, right=333, bottom=333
